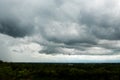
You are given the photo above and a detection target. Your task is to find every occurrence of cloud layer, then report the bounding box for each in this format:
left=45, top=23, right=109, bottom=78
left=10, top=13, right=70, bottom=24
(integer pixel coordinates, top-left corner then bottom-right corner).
left=0, top=0, right=120, bottom=62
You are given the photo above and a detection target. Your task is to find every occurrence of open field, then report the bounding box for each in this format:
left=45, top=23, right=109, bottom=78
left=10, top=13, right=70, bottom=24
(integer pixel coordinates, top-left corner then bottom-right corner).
left=0, top=61, right=120, bottom=80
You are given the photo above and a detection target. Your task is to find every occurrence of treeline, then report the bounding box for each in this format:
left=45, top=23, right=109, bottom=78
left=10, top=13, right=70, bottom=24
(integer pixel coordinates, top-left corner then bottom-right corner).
left=0, top=61, right=120, bottom=80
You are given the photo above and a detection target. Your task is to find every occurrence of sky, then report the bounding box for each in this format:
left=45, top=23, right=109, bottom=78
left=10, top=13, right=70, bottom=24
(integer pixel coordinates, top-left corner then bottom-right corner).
left=0, top=0, right=120, bottom=62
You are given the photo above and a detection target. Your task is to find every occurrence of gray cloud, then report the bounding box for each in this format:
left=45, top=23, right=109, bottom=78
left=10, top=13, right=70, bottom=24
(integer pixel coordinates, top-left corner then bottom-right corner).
left=39, top=46, right=61, bottom=54
left=0, top=34, right=13, bottom=61
left=0, top=0, right=35, bottom=37
left=0, top=18, right=33, bottom=37
left=0, top=0, right=120, bottom=62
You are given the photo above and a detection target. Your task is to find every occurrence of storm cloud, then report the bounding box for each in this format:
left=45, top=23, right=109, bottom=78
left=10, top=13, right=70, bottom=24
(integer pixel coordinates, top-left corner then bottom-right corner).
left=0, top=0, right=120, bottom=62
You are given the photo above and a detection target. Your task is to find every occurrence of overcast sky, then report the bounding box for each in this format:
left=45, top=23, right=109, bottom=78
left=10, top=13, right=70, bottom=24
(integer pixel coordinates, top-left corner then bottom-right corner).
left=0, top=0, right=120, bottom=62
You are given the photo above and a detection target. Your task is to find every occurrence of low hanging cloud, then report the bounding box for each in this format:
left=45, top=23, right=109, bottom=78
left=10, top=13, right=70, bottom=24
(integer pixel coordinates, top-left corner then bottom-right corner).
left=0, top=0, right=120, bottom=62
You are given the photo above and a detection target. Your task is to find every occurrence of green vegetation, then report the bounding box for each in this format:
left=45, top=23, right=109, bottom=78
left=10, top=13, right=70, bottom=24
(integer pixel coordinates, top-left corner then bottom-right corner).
left=0, top=61, right=120, bottom=80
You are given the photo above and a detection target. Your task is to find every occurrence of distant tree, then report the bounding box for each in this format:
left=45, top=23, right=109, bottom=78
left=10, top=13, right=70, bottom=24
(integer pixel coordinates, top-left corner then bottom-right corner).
left=0, top=60, right=3, bottom=63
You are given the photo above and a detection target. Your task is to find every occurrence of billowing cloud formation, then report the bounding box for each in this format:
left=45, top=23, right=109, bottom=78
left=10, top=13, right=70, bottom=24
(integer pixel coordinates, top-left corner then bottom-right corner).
left=0, top=0, right=120, bottom=62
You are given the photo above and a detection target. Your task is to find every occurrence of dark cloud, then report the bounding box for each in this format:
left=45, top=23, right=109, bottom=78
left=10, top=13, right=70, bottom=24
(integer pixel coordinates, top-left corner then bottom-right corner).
left=0, top=18, right=33, bottom=37
left=39, top=46, right=61, bottom=54
left=0, top=0, right=34, bottom=37
left=0, top=0, right=120, bottom=60
left=79, top=1, right=120, bottom=40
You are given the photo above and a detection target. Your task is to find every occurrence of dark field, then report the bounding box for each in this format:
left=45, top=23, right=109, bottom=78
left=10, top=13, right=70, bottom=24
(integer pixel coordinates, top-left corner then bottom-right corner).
left=0, top=61, right=120, bottom=80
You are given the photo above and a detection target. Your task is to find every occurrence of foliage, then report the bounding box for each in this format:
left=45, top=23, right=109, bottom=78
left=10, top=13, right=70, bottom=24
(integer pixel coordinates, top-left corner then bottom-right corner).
left=0, top=61, right=120, bottom=80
